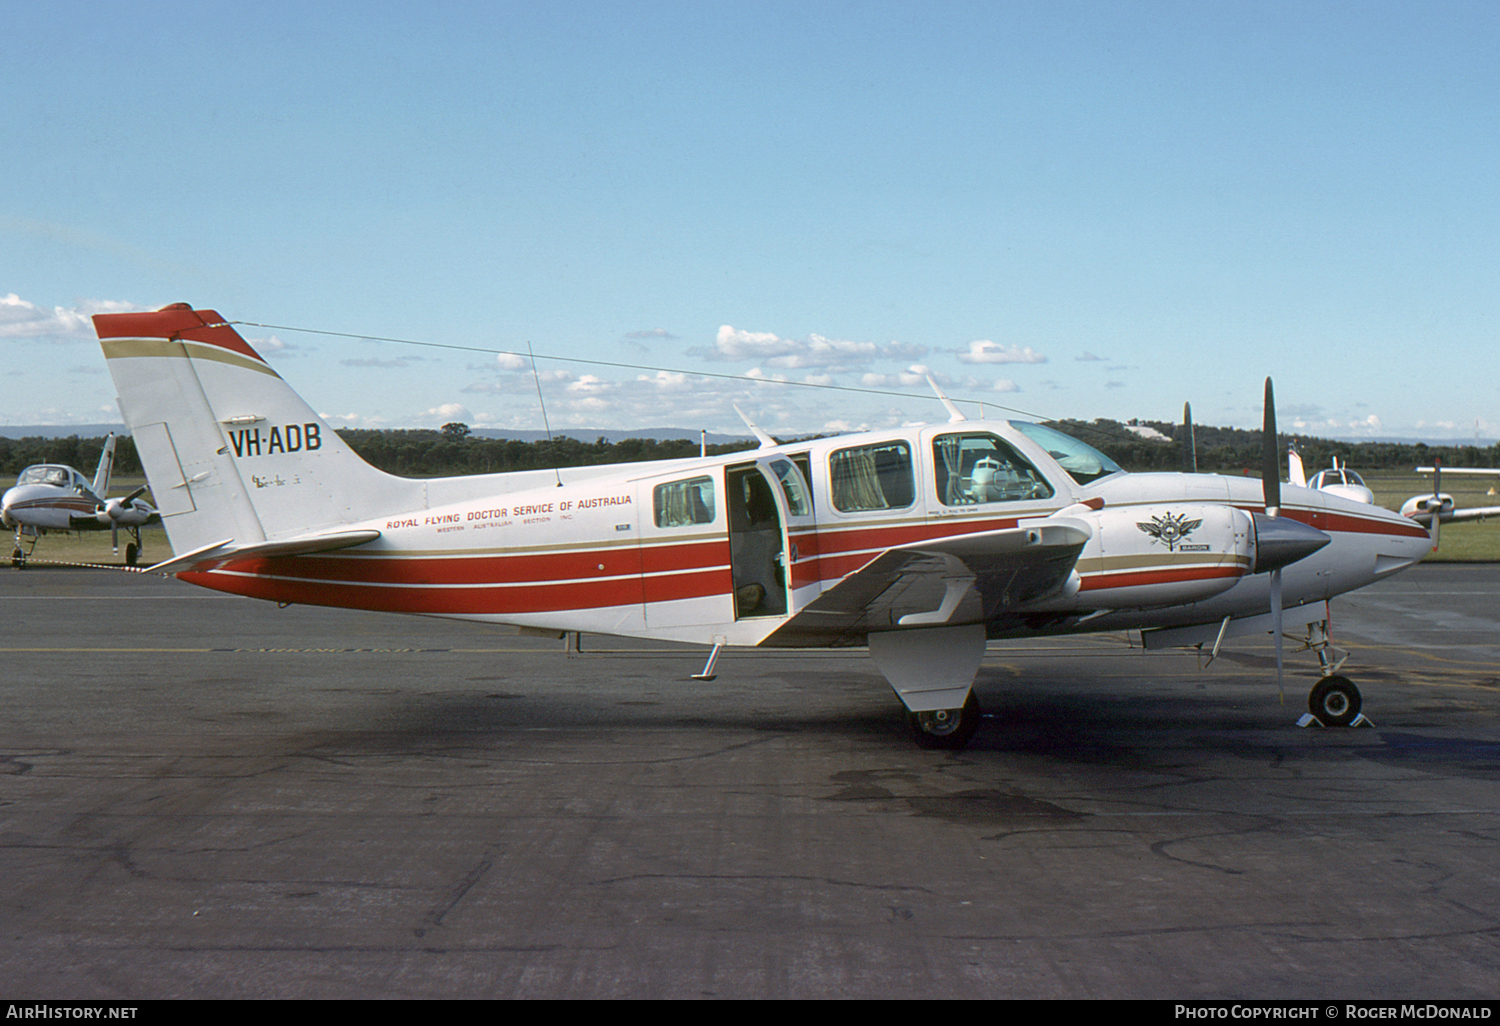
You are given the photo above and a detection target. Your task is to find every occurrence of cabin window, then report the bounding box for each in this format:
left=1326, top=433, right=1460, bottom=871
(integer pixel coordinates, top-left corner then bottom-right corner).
left=830, top=441, right=914, bottom=512
left=653, top=475, right=716, bottom=527
left=932, top=433, right=1054, bottom=505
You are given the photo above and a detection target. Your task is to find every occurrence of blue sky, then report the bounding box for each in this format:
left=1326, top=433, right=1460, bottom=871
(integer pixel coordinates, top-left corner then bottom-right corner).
left=4, top=1, right=1496, bottom=441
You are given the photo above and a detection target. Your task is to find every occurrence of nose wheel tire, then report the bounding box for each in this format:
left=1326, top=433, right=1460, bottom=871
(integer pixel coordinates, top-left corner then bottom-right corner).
left=1308, top=674, right=1361, bottom=727
left=909, top=692, right=982, bottom=750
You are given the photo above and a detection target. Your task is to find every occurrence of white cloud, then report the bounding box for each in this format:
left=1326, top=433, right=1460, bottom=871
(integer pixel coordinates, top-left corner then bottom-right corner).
left=956, top=340, right=1047, bottom=365
left=320, top=411, right=392, bottom=429
left=636, top=370, right=690, bottom=390
left=421, top=402, right=472, bottom=423
left=341, top=356, right=420, bottom=369
left=860, top=364, right=949, bottom=389
left=708, top=325, right=927, bottom=371
left=0, top=294, right=134, bottom=341
left=566, top=374, right=613, bottom=394
left=712, top=325, right=802, bottom=361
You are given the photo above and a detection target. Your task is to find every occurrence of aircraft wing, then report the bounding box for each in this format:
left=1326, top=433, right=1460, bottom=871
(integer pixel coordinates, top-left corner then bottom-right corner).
left=765, top=519, right=1090, bottom=647
left=1408, top=506, right=1500, bottom=526
left=144, top=529, right=381, bottom=575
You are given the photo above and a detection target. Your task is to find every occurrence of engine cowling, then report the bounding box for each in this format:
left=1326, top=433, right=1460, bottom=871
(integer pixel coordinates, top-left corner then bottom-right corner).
left=1400, top=493, right=1454, bottom=519
left=1071, top=503, right=1255, bottom=609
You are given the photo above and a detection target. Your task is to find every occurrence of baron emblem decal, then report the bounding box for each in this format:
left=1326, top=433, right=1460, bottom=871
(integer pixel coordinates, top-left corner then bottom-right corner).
left=1137, top=511, right=1203, bottom=552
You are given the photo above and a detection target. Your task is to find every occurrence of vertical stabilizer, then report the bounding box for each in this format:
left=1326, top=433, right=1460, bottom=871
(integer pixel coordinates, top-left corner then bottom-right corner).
left=90, top=433, right=117, bottom=498
left=94, top=304, right=425, bottom=554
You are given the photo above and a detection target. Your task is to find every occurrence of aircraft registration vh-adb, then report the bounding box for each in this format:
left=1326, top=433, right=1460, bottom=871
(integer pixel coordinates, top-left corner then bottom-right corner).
left=92, top=304, right=1434, bottom=748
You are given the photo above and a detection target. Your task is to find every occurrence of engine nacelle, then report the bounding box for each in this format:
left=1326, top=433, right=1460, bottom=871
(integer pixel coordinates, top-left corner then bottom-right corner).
left=1023, top=503, right=1254, bottom=611
left=1400, top=493, right=1454, bottom=518
left=1082, top=503, right=1256, bottom=608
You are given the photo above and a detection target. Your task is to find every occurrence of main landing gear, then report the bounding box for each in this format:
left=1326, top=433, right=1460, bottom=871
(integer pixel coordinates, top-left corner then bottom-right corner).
left=869, top=624, right=989, bottom=751
left=908, top=691, right=983, bottom=750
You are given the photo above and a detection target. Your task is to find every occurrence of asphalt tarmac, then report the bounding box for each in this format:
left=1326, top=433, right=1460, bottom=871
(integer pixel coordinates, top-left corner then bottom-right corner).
left=1, top=563, right=1497, bottom=999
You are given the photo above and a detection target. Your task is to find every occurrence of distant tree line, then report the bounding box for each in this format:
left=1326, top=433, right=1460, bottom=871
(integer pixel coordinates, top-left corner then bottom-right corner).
left=5, top=423, right=1498, bottom=481
left=335, top=428, right=760, bottom=477
left=0, top=435, right=141, bottom=476
left=1049, top=418, right=1500, bottom=475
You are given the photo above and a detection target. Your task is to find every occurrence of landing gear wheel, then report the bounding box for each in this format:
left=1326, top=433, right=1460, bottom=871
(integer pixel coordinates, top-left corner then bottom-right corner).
left=1308, top=675, right=1362, bottom=727
left=909, top=692, right=982, bottom=750
left=125, top=542, right=138, bottom=566
left=12, top=546, right=24, bottom=569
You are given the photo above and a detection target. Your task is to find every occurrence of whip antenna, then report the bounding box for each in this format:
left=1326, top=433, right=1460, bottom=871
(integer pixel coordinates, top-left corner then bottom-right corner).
left=527, top=341, right=564, bottom=488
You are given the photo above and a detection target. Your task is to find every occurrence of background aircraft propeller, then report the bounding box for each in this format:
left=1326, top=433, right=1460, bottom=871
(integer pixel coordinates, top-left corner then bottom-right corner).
left=1425, top=459, right=1443, bottom=553
left=95, top=486, right=149, bottom=554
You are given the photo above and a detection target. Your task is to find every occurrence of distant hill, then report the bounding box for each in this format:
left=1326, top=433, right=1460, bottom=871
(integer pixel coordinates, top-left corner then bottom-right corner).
left=0, top=424, right=128, bottom=439
left=0, top=423, right=752, bottom=444
left=468, top=427, right=753, bottom=446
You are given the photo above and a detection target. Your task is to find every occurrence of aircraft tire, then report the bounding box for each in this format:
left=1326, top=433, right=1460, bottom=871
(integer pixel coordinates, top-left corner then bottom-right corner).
left=12, top=547, right=23, bottom=569
left=125, top=543, right=138, bottom=566
left=1308, top=675, right=1361, bottom=727
left=909, top=692, right=982, bottom=750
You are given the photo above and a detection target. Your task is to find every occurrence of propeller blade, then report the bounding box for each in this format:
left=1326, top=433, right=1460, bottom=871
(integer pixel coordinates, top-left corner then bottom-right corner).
left=1271, top=568, right=1285, bottom=703
left=111, top=521, right=119, bottom=554
left=1182, top=401, right=1197, bottom=474
left=1429, top=458, right=1442, bottom=553
left=1262, top=378, right=1280, bottom=515
left=1262, top=378, right=1285, bottom=701
left=122, top=486, right=148, bottom=508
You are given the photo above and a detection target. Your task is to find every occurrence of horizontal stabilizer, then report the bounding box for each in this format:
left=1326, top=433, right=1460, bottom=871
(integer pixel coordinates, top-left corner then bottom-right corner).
left=145, top=529, right=380, bottom=575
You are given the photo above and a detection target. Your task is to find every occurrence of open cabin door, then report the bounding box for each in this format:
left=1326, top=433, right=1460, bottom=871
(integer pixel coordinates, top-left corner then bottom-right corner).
left=726, top=456, right=818, bottom=621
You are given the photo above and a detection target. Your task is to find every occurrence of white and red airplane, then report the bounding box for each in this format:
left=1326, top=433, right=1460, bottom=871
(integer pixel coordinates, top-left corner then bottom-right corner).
left=1290, top=446, right=1500, bottom=552
left=92, top=304, right=1435, bottom=746
left=1288, top=447, right=1377, bottom=505
left=3, top=433, right=159, bottom=567
left=1401, top=463, right=1500, bottom=551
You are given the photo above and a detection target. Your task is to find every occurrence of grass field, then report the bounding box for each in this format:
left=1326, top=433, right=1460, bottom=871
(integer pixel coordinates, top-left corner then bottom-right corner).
left=10, top=469, right=1500, bottom=568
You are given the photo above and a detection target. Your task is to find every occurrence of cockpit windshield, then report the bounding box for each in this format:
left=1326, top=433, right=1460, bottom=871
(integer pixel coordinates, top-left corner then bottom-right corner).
left=17, top=465, right=74, bottom=488
left=1008, top=421, right=1126, bottom=486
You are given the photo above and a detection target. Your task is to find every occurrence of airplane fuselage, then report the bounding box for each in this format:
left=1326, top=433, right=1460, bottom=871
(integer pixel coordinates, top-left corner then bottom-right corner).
left=175, top=419, right=1432, bottom=648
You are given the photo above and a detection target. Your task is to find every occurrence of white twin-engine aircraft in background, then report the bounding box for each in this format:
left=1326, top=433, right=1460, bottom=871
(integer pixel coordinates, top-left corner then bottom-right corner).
left=1401, top=464, right=1500, bottom=552
left=3, top=432, right=159, bottom=567
left=1290, top=447, right=1500, bottom=552
left=92, top=304, right=1434, bottom=748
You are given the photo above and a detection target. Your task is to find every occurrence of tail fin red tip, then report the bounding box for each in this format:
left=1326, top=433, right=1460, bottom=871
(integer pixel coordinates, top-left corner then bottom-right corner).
left=93, top=304, right=266, bottom=365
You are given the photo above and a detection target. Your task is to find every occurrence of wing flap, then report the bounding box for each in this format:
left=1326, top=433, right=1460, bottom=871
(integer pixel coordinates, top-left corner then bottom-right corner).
left=765, top=520, right=1090, bottom=647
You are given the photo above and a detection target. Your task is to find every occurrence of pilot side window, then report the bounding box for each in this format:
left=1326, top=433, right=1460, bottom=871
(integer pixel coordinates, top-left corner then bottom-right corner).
left=933, top=433, right=1054, bottom=505
left=653, top=475, right=716, bottom=527
left=830, top=441, right=914, bottom=513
